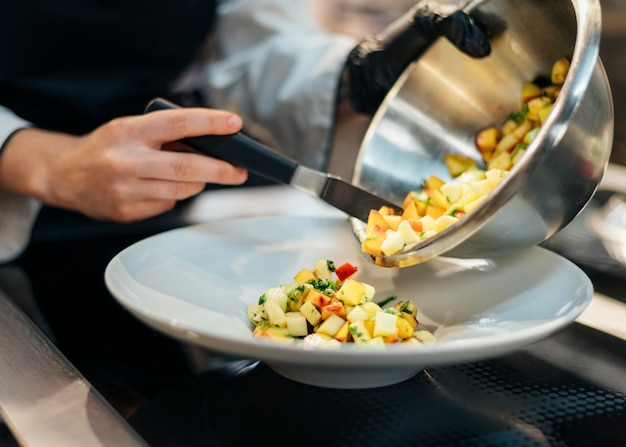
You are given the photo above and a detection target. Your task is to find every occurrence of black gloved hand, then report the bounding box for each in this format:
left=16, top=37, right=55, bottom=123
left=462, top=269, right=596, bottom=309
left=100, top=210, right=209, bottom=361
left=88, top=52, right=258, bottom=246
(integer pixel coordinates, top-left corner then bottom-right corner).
left=344, top=1, right=492, bottom=115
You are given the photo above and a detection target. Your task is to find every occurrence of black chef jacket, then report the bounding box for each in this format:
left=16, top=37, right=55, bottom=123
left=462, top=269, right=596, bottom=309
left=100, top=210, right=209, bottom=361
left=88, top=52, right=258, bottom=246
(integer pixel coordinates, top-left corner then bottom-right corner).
left=0, top=0, right=216, bottom=135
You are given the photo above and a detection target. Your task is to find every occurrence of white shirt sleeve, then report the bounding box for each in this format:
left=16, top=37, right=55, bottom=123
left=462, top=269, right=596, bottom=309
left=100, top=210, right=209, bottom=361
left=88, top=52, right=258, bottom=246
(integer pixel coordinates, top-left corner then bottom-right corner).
left=0, top=106, right=40, bottom=263
left=208, top=0, right=358, bottom=171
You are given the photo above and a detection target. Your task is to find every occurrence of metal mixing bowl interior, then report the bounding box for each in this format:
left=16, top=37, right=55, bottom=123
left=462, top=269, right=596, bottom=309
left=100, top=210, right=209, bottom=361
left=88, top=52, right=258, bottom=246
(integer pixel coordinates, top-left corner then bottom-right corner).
left=351, top=0, right=614, bottom=267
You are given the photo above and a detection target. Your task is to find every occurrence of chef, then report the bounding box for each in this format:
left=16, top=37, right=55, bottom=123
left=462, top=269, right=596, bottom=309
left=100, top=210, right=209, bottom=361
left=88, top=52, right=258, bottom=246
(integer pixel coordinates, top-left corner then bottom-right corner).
left=0, top=0, right=490, bottom=262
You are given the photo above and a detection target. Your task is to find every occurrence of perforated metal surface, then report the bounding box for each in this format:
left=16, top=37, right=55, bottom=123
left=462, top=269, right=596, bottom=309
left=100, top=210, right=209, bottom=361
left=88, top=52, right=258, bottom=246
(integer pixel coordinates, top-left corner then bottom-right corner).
left=130, top=326, right=626, bottom=447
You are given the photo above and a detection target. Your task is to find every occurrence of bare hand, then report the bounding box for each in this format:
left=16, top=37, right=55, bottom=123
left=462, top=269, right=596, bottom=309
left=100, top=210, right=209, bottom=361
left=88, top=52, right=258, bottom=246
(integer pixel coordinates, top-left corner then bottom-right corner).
left=0, top=108, right=248, bottom=222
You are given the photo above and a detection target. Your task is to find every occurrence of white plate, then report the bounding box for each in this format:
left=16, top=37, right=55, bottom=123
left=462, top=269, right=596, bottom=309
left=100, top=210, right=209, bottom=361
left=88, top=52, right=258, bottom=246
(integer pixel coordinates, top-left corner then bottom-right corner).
left=105, top=216, right=593, bottom=389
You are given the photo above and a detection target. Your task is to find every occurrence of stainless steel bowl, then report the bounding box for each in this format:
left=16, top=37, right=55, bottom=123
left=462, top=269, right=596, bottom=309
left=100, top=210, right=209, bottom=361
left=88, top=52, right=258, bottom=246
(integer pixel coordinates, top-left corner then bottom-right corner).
left=351, top=0, right=614, bottom=267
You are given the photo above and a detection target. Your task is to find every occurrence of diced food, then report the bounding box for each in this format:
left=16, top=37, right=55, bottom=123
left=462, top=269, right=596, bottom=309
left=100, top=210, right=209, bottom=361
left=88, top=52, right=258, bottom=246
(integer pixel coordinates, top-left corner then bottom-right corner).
left=362, top=58, right=570, bottom=257
left=249, top=260, right=436, bottom=346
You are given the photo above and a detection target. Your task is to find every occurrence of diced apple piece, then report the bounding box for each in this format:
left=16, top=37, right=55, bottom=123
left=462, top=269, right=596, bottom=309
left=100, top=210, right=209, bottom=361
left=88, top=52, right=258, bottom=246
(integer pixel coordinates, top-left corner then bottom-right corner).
left=383, top=214, right=402, bottom=231
left=487, top=150, right=513, bottom=171
left=336, top=278, right=366, bottom=306
left=369, top=336, right=386, bottom=345
left=333, top=321, right=350, bottom=342
left=304, top=289, right=332, bottom=308
left=373, top=311, right=399, bottom=337
left=401, top=200, right=420, bottom=220
left=521, top=81, right=542, bottom=104
left=425, top=175, right=446, bottom=191
left=348, top=321, right=372, bottom=343
left=526, top=96, right=552, bottom=121
left=285, top=312, right=308, bottom=337
left=264, top=298, right=287, bottom=327
left=511, top=147, right=526, bottom=165
left=300, top=301, right=322, bottom=326
left=427, top=188, right=449, bottom=209
left=425, top=204, right=445, bottom=219
left=551, top=58, right=570, bottom=84
left=396, top=316, right=415, bottom=339
left=476, top=127, right=500, bottom=153
left=294, top=268, right=316, bottom=284
left=361, top=224, right=387, bottom=256
left=435, top=215, right=457, bottom=232
left=494, top=132, right=519, bottom=154
left=444, top=154, right=477, bottom=177
left=378, top=205, right=396, bottom=216
left=538, top=103, right=554, bottom=125
left=321, top=302, right=346, bottom=320
left=366, top=209, right=392, bottom=231
left=316, top=314, right=346, bottom=337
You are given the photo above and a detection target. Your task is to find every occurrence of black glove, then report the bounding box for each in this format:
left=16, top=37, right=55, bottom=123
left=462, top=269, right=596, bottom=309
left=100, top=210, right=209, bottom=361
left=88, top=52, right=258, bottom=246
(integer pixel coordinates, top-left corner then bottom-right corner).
left=344, top=1, right=492, bottom=115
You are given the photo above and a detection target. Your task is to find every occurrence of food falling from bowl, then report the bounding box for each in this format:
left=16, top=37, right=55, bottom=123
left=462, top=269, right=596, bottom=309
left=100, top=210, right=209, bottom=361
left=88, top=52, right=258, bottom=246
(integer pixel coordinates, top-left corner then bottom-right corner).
left=361, top=58, right=571, bottom=258
left=248, top=259, right=436, bottom=346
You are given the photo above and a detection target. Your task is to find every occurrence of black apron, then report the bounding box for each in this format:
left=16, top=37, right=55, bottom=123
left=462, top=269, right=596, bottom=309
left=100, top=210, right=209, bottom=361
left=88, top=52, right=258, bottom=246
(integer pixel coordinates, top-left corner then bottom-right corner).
left=0, top=0, right=216, bottom=134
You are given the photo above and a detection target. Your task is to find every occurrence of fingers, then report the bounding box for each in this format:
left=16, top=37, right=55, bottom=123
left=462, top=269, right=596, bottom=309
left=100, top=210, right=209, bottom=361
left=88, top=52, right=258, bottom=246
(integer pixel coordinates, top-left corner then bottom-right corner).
left=134, top=150, right=248, bottom=184
left=133, top=108, right=244, bottom=146
left=441, top=11, right=491, bottom=58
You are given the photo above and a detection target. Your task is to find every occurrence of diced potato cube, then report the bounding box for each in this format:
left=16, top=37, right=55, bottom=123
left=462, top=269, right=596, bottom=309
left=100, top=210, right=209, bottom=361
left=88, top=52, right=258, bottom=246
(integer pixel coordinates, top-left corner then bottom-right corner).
left=397, top=219, right=420, bottom=245
left=311, top=259, right=333, bottom=281
left=373, top=311, right=398, bottom=337
left=435, top=215, right=457, bottom=232
left=316, top=314, right=346, bottom=337
left=359, top=301, right=383, bottom=320
left=347, top=305, right=369, bottom=323
left=264, top=298, right=287, bottom=328
left=348, top=321, right=372, bottom=343
left=440, top=182, right=463, bottom=204
left=414, top=330, right=438, bottom=343
left=381, top=229, right=404, bottom=256
left=300, top=301, right=322, bottom=326
left=463, top=195, right=486, bottom=213
left=368, top=336, right=386, bottom=345
left=247, top=302, right=266, bottom=325
left=265, top=286, right=288, bottom=312
left=285, top=312, right=308, bottom=337
left=419, top=215, right=437, bottom=232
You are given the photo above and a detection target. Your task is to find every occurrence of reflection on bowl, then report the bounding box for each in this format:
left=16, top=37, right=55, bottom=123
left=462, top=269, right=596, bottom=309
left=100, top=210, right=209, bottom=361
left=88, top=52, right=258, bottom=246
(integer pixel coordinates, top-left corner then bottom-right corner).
left=351, top=0, right=613, bottom=267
